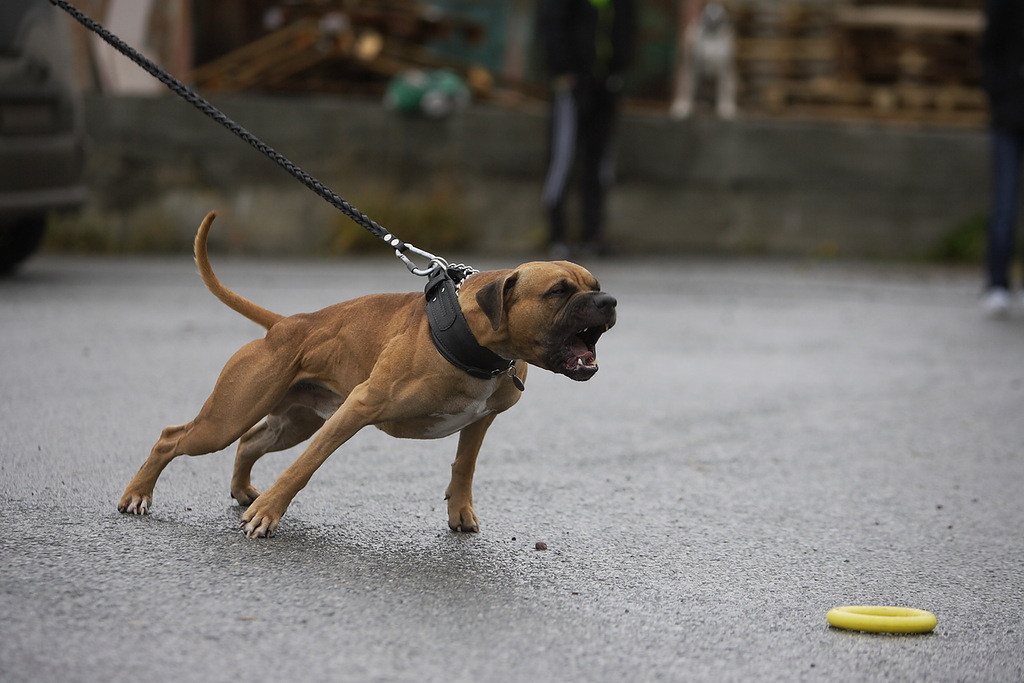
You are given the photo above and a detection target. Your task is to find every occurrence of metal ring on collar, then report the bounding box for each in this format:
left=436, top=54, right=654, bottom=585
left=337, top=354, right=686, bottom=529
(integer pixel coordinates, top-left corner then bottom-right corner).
left=397, top=245, right=448, bottom=277
left=826, top=606, right=937, bottom=634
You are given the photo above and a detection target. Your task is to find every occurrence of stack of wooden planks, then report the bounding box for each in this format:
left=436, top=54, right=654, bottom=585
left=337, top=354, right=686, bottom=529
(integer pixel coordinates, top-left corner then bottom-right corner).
left=733, top=0, right=985, bottom=126
left=189, top=2, right=492, bottom=98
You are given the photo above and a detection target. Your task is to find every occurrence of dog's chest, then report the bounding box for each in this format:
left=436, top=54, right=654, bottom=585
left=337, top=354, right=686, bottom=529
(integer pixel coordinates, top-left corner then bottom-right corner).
left=422, top=395, right=495, bottom=438
left=695, top=27, right=732, bottom=68
left=371, top=378, right=503, bottom=440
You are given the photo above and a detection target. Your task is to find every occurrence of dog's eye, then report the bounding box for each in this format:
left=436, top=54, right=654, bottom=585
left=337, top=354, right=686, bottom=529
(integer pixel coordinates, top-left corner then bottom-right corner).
left=546, top=281, right=575, bottom=298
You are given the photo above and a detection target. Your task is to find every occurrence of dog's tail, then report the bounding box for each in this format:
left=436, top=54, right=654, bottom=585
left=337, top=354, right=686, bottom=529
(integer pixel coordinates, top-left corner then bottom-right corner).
left=194, top=211, right=284, bottom=329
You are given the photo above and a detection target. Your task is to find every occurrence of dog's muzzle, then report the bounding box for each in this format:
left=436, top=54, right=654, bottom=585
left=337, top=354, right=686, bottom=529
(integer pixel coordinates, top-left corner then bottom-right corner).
left=555, top=292, right=617, bottom=381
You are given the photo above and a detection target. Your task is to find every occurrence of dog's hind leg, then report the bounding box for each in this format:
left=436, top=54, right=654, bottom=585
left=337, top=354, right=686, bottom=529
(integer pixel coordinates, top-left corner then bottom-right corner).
left=230, top=408, right=326, bottom=506
left=239, top=381, right=388, bottom=537
left=117, top=338, right=300, bottom=515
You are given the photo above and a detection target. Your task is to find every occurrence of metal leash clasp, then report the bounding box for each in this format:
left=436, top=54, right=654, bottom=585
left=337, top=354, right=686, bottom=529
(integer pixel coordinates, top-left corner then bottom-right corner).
left=397, top=244, right=448, bottom=277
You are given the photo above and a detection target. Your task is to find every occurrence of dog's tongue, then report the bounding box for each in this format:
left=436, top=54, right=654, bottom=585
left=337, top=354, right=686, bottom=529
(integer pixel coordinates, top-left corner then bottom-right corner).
left=567, top=338, right=595, bottom=367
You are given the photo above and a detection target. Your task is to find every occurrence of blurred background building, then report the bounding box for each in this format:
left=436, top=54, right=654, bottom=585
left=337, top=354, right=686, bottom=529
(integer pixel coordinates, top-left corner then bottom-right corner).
left=46, top=0, right=991, bottom=262
left=70, top=0, right=984, bottom=125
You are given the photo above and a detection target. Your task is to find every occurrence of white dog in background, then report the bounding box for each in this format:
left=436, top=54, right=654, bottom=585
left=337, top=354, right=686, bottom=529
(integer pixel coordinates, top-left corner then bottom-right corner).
left=670, top=1, right=737, bottom=119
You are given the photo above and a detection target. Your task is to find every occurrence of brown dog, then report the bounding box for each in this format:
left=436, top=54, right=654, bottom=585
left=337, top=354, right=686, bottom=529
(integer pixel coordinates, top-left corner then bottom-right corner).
left=117, top=212, right=616, bottom=537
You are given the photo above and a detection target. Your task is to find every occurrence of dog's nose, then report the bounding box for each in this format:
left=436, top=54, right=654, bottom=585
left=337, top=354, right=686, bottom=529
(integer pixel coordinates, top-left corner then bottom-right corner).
left=593, top=293, right=617, bottom=311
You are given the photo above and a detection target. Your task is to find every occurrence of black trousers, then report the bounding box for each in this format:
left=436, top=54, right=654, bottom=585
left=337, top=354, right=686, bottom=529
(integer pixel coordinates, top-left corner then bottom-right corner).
left=986, top=125, right=1024, bottom=289
left=542, top=81, right=619, bottom=246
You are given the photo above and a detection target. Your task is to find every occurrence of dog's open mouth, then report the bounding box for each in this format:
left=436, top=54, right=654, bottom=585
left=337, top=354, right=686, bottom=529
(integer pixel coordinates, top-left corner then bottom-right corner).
left=560, top=324, right=611, bottom=380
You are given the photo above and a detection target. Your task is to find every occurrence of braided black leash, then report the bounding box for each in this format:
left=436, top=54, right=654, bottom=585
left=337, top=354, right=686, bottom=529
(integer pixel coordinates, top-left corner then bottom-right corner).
left=50, top=1, right=519, bottom=386
left=50, top=0, right=452, bottom=274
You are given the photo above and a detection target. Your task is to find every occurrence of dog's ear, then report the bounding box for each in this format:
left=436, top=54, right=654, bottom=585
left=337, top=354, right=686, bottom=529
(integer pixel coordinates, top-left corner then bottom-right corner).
left=476, top=271, right=519, bottom=331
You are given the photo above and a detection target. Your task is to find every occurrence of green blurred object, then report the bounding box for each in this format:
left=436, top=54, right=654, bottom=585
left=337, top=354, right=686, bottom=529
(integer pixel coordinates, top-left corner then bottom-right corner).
left=384, top=69, right=471, bottom=117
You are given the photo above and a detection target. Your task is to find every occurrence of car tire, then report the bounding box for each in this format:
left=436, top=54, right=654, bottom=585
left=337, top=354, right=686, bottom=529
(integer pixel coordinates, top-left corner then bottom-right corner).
left=0, top=216, right=47, bottom=275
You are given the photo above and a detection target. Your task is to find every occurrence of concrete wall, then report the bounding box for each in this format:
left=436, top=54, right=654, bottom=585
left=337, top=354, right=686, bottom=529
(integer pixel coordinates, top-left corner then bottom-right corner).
left=67, top=94, right=989, bottom=258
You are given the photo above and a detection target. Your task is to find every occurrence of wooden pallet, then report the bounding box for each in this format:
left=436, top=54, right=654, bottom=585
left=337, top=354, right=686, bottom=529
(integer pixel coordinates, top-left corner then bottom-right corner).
left=835, top=5, right=982, bottom=87
left=847, top=0, right=981, bottom=8
left=189, top=5, right=491, bottom=97
left=190, top=18, right=344, bottom=91
left=731, top=3, right=837, bottom=95
left=762, top=77, right=985, bottom=123
left=737, top=37, right=835, bottom=65
left=835, top=5, right=982, bottom=32
left=730, top=2, right=985, bottom=125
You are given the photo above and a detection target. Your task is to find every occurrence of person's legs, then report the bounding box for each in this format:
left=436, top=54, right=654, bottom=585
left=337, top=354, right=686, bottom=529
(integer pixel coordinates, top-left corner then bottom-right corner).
left=985, top=126, right=1024, bottom=290
left=542, top=89, right=578, bottom=250
left=580, top=89, right=619, bottom=250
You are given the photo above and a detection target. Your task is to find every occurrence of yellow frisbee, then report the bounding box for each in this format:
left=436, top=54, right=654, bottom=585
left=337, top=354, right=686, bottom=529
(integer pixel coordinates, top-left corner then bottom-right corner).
left=826, top=606, right=937, bottom=634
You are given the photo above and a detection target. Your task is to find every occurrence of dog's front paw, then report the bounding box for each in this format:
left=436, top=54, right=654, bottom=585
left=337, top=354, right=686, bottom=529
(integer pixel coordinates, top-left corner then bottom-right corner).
left=240, top=494, right=285, bottom=538
left=447, top=505, right=480, bottom=533
left=669, top=99, right=693, bottom=120
left=445, top=489, right=479, bottom=533
left=117, top=492, right=152, bottom=515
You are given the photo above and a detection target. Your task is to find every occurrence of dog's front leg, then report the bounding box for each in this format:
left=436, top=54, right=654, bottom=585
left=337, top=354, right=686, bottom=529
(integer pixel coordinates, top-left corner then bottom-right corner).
left=240, top=391, right=374, bottom=538
left=669, top=28, right=698, bottom=120
left=445, top=413, right=497, bottom=533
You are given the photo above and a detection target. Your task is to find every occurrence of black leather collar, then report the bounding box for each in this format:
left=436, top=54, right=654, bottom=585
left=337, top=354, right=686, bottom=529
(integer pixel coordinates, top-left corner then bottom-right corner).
left=424, top=267, right=524, bottom=390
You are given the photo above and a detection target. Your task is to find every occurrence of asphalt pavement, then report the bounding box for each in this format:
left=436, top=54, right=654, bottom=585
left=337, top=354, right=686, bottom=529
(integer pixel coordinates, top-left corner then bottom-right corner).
left=2, top=253, right=1022, bottom=682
